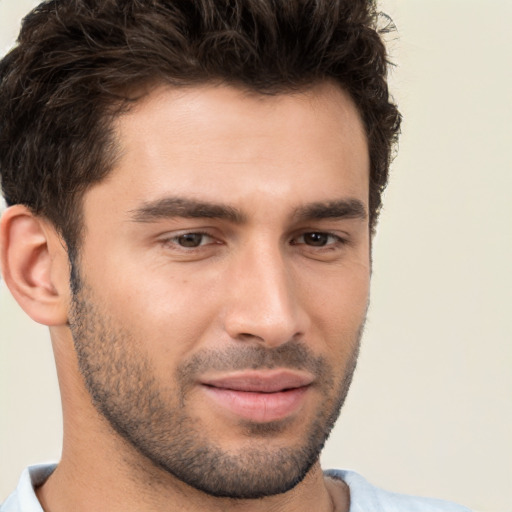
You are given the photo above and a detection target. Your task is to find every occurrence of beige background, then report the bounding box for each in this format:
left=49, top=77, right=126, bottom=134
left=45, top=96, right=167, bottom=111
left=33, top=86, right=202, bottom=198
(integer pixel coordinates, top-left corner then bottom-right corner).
left=1, top=0, right=511, bottom=510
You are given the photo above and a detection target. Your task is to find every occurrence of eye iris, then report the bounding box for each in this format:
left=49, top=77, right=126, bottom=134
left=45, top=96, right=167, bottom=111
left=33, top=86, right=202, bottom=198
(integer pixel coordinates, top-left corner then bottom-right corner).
left=305, top=233, right=328, bottom=246
left=178, top=233, right=203, bottom=247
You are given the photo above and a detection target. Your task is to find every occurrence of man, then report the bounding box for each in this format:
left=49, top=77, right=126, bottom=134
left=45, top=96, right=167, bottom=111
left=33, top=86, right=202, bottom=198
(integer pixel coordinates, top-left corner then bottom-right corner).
left=0, top=1, right=472, bottom=511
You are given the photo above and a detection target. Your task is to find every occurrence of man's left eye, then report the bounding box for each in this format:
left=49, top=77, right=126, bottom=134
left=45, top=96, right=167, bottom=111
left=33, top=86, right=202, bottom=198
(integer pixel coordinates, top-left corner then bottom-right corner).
left=293, top=232, right=340, bottom=247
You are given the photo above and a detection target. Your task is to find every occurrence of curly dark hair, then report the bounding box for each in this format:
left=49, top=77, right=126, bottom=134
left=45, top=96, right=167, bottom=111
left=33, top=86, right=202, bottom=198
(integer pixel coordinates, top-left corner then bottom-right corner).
left=0, top=0, right=400, bottom=257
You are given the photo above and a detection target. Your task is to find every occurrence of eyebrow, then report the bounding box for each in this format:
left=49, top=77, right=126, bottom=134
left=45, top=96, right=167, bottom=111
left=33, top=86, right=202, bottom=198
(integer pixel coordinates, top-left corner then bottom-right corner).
left=130, top=197, right=246, bottom=223
left=293, top=199, right=368, bottom=222
left=129, top=196, right=367, bottom=224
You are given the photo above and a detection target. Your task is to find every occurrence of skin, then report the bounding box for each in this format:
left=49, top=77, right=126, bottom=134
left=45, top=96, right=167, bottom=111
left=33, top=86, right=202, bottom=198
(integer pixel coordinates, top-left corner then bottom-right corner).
left=0, top=81, right=370, bottom=512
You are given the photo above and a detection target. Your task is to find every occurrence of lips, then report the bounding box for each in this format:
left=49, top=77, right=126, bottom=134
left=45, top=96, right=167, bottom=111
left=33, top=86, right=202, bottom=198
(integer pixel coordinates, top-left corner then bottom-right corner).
left=199, top=370, right=313, bottom=423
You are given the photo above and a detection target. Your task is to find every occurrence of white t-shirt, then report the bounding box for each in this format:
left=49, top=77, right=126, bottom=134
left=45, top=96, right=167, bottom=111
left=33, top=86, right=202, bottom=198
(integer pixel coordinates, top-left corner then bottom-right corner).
left=1, top=464, right=473, bottom=512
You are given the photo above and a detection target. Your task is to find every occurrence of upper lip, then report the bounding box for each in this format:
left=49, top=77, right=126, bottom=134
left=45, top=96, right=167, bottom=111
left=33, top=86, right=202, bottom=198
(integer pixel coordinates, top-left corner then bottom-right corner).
left=200, top=370, right=314, bottom=393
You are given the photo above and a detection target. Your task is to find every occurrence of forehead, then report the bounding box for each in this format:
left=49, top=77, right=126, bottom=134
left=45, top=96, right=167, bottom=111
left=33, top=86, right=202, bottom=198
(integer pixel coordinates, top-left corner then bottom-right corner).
left=88, top=81, right=369, bottom=218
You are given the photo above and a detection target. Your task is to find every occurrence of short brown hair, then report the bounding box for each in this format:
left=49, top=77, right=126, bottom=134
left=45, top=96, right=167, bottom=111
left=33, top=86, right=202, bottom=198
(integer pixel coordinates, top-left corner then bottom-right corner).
left=0, top=0, right=401, bottom=256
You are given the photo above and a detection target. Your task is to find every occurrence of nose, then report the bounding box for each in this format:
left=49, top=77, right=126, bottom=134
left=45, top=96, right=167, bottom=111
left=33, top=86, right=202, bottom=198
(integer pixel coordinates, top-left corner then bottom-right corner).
left=222, top=241, right=309, bottom=347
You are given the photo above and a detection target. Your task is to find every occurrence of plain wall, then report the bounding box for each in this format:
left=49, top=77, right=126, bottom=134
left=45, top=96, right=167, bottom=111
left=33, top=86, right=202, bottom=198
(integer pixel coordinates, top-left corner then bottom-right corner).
left=1, top=1, right=511, bottom=510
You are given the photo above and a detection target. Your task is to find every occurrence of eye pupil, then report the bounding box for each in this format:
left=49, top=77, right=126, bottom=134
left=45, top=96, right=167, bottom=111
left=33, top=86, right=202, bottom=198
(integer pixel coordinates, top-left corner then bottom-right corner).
left=178, top=233, right=203, bottom=247
left=305, top=233, right=328, bottom=246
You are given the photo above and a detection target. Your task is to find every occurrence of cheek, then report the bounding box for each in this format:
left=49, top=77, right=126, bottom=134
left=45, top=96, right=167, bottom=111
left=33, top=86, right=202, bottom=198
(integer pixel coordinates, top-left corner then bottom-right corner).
left=305, top=257, right=370, bottom=311
left=304, top=266, right=370, bottom=346
left=82, top=258, right=220, bottom=366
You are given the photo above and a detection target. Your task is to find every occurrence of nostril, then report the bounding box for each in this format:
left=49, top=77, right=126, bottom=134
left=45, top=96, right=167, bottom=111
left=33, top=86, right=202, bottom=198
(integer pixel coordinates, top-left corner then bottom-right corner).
left=238, top=332, right=263, bottom=341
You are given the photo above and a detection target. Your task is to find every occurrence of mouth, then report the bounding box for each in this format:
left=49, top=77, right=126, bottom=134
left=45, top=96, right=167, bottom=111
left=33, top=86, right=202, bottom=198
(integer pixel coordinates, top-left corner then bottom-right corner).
left=199, top=370, right=314, bottom=423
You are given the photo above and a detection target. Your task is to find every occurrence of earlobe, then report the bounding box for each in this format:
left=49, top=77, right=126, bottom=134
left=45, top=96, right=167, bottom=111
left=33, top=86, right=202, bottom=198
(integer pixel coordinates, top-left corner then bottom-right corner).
left=0, top=205, right=70, bottom=326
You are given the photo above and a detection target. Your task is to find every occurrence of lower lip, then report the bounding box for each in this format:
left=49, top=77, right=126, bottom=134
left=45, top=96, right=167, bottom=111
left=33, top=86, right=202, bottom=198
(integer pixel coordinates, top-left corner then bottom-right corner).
left=201, top=385, right=309, bottom=423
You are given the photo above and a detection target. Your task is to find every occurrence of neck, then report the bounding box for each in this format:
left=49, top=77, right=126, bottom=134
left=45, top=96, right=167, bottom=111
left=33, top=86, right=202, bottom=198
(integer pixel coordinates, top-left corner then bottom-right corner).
left=37, top=450, right=347, bottom=512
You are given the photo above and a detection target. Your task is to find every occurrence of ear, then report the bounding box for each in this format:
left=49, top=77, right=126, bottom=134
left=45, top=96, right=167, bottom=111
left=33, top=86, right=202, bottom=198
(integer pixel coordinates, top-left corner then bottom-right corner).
left=0, top=205, right=70, bottom=326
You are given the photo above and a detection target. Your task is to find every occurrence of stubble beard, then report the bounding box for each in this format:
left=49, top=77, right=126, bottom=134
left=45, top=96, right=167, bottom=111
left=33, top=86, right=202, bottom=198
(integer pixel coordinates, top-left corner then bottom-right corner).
left=69, top=281, right=363, bottom=499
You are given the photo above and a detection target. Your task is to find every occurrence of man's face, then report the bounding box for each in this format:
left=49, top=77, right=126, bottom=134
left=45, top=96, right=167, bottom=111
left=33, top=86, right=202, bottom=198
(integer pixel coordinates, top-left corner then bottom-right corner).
left=69, top=82, right=370, bottom=498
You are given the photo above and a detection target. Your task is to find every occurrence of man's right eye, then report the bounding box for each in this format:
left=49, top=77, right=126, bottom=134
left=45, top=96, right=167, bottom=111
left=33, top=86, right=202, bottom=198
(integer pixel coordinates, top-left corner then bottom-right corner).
left=174, top=233, right=210, bottom=248
left=157, top=230, right=222, bottom=260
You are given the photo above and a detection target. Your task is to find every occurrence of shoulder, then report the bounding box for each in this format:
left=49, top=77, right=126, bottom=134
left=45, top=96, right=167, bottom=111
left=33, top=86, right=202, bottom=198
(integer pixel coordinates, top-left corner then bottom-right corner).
left=324, top=469, right=473, bottom=512
left=0, top=464, right=56, bottom=512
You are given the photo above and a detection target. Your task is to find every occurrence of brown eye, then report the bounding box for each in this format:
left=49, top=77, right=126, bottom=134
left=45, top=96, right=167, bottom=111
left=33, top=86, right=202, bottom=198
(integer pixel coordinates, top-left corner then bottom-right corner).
left=177, top=233, right=206, bottom=247
left=303, top=232, right=330, bottom=246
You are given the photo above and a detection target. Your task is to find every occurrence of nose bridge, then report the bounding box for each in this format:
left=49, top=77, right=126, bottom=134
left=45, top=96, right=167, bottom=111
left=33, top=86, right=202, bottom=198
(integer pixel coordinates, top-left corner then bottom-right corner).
left=224, top=236, right=306, bottom=346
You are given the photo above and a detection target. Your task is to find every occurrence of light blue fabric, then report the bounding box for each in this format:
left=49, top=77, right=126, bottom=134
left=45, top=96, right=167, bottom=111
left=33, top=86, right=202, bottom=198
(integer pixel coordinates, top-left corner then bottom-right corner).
left=0, top=465, right=56, bottom=512
left=1, top=464, right=473, bottom=511
left=325, top=469, right=473, bottom=512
